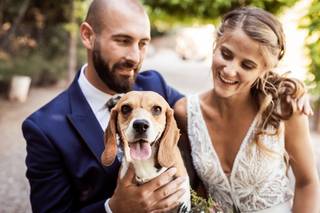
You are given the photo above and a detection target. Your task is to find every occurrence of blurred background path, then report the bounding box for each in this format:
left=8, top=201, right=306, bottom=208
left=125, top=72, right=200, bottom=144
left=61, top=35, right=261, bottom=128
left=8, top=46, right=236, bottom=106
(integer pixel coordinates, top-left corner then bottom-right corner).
left=0, top=48, right=319, bottom=213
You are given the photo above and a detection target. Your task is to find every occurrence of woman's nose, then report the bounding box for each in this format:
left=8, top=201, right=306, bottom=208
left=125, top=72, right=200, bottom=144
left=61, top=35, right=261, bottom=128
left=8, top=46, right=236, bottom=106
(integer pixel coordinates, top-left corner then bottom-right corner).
left=223, top=62, right=238, bottom=77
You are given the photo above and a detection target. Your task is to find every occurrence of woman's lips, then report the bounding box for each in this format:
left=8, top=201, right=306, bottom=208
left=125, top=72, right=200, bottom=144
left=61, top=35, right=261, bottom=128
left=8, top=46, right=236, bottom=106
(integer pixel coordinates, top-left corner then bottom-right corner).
left=218, top=72, right=238, bottom=85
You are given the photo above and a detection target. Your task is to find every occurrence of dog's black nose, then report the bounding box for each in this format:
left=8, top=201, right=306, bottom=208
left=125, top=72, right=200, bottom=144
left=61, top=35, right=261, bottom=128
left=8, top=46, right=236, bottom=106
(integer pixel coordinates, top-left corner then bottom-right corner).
left=133, top=119, right=149, bottom=134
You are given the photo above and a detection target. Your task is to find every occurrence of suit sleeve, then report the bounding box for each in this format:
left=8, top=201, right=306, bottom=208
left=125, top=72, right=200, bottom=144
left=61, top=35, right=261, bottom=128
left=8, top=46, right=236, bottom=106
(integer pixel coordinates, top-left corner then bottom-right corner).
left=155, top=71, right=184, bottom=107
left=22, top=118, right=106, bottom=213
left=136, top=70, right=184, bottom=107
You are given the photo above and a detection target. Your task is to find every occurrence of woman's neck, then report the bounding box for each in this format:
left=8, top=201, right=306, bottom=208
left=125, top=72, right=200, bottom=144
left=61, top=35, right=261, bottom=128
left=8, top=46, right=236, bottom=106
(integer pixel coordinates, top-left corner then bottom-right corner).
left=205, top=89, right=258, bottom=120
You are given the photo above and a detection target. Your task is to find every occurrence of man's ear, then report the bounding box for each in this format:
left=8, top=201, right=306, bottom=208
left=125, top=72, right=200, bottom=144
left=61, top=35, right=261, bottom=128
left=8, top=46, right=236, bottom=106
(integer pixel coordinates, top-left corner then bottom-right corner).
left=80, top=22, right=95, bottom=50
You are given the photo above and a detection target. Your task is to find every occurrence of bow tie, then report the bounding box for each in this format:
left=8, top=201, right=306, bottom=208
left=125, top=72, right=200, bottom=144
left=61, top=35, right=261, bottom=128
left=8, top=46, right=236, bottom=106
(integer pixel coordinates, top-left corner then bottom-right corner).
left=106, top=94, right=123, bottom=112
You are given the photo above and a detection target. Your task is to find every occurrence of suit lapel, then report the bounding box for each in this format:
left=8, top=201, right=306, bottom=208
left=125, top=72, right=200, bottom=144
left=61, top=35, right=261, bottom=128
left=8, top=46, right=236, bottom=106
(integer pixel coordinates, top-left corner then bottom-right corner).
left=67, top=114, right=104, bottom=164
left=66, top=72, right=115, bottom=166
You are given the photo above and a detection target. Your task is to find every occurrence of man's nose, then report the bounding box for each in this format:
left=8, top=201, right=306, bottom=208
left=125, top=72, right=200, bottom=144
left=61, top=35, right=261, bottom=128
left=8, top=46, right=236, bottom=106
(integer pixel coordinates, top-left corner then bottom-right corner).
left=125, top=44, right=140, bottom=64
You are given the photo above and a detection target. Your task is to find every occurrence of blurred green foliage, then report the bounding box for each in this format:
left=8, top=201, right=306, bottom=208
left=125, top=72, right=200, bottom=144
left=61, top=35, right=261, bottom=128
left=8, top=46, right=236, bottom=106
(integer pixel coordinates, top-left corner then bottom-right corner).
left=301, top=0, right=320, bottom=98
left=142, top=0, right=299, bottom=31
left=0, top=0, right=88, bottom=86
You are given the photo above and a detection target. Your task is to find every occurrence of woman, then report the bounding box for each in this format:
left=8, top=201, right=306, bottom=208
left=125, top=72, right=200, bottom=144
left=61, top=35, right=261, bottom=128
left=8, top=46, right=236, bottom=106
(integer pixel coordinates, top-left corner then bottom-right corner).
left=175, top=7, right=320, bottom=213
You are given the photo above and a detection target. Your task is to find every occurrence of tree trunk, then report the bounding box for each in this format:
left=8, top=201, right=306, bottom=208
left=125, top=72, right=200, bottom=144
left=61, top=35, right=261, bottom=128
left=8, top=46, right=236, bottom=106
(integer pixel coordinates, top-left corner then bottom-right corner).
left=0, top=0, right=31, bottom=51
left=67, top=30, right=77, bottom=82
left=67, top=1, right=77, bottom=83
left=315, top=101, right=320, bottom=133
left=0, top=0, right=5, bottom=25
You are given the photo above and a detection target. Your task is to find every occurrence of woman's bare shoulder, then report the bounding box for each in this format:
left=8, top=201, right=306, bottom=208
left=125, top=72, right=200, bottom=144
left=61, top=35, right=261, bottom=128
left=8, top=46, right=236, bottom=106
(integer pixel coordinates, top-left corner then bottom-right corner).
left=174, top=97, right=187, bottom=116
left=173, top=97, right=188, bottom=131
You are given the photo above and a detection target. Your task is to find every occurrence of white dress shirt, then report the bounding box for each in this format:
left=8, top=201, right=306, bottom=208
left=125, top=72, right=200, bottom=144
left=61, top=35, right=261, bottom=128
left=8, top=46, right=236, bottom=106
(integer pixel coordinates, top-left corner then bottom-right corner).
left=77, top=64, right=113, bottom=213
left=78, top=64, right=112, bottom=130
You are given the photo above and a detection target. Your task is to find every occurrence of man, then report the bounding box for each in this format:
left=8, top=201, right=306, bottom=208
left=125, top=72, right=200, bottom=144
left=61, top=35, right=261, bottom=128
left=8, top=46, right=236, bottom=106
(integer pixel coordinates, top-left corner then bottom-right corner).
left=22, top=0, right=188, bottom=212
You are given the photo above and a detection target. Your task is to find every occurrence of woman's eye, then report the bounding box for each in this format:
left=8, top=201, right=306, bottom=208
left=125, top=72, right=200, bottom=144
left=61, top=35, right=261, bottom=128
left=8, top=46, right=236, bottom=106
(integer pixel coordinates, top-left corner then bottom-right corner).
left=242, top=64, right=253, bottom=70
left=221, top=50, right=232, bottom=60
left=151, top=105, right=162, bottom=115
left=241, top=62, right=256, bottom=70
left=121, top=105, right=132, bottom=115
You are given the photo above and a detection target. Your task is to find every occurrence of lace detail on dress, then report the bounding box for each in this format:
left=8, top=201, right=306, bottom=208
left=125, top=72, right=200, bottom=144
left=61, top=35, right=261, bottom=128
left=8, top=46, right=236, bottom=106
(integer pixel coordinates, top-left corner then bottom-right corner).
left=187, top=95, right=293, bottom=212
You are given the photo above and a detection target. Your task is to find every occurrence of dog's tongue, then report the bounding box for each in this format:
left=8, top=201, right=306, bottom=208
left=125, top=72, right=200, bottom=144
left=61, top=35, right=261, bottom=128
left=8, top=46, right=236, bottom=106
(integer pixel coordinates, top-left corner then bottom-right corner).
left=130, top=142, right=152, bottom=160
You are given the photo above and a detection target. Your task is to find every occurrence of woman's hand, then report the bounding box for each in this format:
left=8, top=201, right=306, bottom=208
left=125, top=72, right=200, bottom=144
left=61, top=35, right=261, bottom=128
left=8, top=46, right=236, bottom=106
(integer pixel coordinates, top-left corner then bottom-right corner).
left=287, top=93, right=313, bottom=116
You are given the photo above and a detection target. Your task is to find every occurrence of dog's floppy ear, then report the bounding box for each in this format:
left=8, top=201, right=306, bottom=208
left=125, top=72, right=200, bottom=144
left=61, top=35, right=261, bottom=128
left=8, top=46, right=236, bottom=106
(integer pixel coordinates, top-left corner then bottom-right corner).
left=101, top=108, right=118, bottom=166
left=117, top=118, right=132, bottom=163
left=157, top=108, right=180, bottom=168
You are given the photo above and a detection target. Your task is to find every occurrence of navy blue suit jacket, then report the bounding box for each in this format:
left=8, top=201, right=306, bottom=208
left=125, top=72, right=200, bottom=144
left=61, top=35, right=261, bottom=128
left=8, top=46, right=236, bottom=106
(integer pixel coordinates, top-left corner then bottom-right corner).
left=22, top=70, right=183, bottom=213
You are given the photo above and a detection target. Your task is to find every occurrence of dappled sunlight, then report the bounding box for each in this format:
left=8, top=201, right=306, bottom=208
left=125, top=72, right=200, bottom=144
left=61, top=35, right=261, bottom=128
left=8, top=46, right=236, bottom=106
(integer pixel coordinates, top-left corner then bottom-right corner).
left=277, top=0, right=311, bottom=80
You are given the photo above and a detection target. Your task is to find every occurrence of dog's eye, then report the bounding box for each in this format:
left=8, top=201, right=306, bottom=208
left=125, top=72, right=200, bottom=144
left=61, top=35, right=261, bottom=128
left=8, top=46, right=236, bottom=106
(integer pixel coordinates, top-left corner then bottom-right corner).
left=121, top=104, right=132, bottom=115
left=151, top=105, right=162, bottom=115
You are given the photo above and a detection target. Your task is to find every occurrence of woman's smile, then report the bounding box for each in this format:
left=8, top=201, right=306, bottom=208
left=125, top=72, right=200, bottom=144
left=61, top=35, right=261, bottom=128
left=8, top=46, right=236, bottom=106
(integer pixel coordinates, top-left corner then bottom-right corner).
left=218, top=72, right=239, bottom=85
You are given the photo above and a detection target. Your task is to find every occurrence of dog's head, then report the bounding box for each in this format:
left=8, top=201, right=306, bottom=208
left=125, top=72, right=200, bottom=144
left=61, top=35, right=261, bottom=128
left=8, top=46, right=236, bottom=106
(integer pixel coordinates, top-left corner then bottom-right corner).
left=101, top=91, right=180, bottom=168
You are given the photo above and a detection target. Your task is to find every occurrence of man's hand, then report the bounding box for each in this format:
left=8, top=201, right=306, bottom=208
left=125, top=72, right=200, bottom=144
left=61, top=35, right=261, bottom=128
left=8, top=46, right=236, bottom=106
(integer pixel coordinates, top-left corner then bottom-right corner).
left=109, top=164, right=186, bottom=213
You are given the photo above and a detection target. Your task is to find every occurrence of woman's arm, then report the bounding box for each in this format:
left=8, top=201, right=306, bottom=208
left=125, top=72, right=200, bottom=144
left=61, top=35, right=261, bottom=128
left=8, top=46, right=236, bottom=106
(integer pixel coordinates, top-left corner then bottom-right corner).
left=174, top=98, right=203, bottom=191
left=285, top=111, right=320, bottom=213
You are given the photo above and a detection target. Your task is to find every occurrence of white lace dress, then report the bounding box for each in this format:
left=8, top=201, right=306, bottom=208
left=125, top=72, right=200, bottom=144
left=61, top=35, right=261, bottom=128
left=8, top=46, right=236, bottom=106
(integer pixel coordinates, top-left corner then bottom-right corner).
left=187, top=95, right=293, bottom=213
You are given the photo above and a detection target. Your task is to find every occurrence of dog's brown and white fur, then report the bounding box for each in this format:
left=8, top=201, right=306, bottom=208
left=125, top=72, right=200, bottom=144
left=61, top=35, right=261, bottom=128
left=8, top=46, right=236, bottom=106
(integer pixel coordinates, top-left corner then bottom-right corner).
left=101, top=91, right=190, bottom=212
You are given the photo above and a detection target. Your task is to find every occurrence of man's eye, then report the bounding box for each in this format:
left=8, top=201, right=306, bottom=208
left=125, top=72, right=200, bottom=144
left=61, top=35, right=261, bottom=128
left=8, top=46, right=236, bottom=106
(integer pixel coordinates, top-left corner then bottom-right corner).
left=121, top=105, right=132, bottom=115
left=139, top=41, right=148, bottom=49
left=151, top=105, right=162, bottom=115
left=116, top=39, right=130, bottom=44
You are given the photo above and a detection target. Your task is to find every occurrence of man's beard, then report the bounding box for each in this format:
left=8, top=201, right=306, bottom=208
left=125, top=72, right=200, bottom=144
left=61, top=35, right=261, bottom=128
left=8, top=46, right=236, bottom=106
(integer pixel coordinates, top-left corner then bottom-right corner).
left=92, top=44, right=141, bottom=93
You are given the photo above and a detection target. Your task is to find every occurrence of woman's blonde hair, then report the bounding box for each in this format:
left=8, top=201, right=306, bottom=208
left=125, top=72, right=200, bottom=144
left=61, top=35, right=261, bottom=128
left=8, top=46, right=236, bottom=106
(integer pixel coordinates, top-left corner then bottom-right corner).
left=216, top=7, right=305, bottom=150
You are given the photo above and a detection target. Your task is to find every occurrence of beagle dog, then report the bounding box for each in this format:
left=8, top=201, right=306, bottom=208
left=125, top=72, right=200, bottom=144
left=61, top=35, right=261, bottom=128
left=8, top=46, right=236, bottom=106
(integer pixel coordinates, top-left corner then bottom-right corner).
left=101, top=91, right=190, bottom=212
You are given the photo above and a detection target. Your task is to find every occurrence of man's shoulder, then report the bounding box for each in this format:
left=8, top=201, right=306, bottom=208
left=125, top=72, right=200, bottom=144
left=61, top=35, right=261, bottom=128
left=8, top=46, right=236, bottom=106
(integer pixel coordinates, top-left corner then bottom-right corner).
left=24, top=89, right=70, bottom=124
left=135, top=70, right=183, bottom=107
left=135, top=70, right=166, bottom=90
left=136, top=70, right=164, bottom=82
